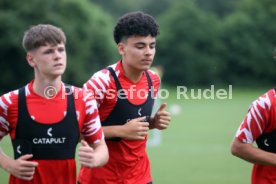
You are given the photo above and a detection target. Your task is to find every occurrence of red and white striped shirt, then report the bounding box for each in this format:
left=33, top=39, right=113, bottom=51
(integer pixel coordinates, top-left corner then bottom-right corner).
left=79, top=61, right=160, bottom=184
left=236, top=89, right=276, bottom=184
left=0, top=81, right=103, bottom=184
left=83, top=61, right=160, bottom=122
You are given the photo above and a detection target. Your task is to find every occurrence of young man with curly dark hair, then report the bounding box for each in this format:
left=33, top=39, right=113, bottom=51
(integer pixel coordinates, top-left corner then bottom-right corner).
left=78, top=11, right=171, bottom=184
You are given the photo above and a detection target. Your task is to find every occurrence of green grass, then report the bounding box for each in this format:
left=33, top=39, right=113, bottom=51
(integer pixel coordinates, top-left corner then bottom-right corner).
left=147, top=87, right=267, bottom=184
left=0, top=87, right=268, bottom=183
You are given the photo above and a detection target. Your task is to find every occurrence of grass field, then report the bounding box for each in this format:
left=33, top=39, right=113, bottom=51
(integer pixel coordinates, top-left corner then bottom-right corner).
left=0, top=87, right=268, bottom=183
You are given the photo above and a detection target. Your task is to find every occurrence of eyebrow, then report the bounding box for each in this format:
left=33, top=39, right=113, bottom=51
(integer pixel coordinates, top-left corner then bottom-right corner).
left=134, top=42, right=156, bottom=45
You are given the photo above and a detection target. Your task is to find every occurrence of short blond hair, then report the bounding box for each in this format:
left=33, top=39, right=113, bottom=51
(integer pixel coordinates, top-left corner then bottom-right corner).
left=22, top=24, right=66, bottom=51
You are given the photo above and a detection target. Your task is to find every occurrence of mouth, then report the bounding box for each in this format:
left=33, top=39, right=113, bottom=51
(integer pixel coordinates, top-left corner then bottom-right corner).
left=54, top=63, right=63, bottom=67
left=141, top=59, right=152, bottom=64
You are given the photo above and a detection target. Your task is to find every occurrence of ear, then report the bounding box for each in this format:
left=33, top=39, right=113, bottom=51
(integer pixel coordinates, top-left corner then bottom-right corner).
left=117, top=43, right=125, bottom=55
left=26, top=53, right=35, bottom=68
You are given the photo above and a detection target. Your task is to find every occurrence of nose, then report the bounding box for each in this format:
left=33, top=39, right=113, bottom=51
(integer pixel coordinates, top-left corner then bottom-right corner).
left=144, top=46, right=153, bottom=56
left=53, top=50, right=62, bottom=60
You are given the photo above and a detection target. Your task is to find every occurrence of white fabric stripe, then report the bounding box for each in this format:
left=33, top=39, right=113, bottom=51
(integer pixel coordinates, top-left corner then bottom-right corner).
left=83, top=119, right=101, bottom=137
left=85, top=100, right=96, bottom=115
left=115, top=70, right=120, bottom=77
left=0, top=99, right=7, bottom=111
left=25, top=85, right=30, bottom=96
left=250, top=107, right=263, bottom=134
left=90, top=82, right=104, bottom=100
left=0, top=117, right=9, bottom=131
left=254, top=94, right=271, bottom=109
left=83, top=92, right=93, bottom=102
left=94, top=77, right=106, bottom=92
left=83, top=84, right=88, bottom=90
left=4, top=93, right=12, bottom=104
left=0, top=117, right=9, bottom=127
left=242, top=128, right=253, bottom=143
left=0, top=99, right=8, bottom=116
left=0, top=124, right=9, bottom=131
left=253, top=104, right=264, bottom=124
left=14, top=89, right=19, bottom=95
left=76, top=111, right=80, bottom=121
left=235, top=119, right=253, bottom=143
left=97, top=71, right=111, bottom=86
left=245, top=113, right=253, bottom=143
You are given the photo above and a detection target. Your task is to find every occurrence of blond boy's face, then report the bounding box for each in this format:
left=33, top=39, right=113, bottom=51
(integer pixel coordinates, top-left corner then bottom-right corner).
left=27, top=43, right=67, bottom=78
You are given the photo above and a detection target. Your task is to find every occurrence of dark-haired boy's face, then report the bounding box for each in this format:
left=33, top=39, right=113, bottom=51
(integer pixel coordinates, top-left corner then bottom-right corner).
left=118, top=35, right=156, bottom=72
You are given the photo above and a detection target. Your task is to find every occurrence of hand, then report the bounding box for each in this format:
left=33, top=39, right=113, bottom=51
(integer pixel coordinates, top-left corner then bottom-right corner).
left=122, top=116, right=149, bottom=140
left=6, top=154, right=38, bottom=181
left=78, top=140, right=98, bottom=168
left=151, top=103, right=171, bottom=130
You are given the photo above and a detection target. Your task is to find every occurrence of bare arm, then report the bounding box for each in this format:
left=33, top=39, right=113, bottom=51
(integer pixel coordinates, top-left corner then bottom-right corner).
left=103, top=103, right=171, bottom=139
left=0, top=147, right=38, bottom=180
left=231, top=138, right=276, bottom=165
left=78, top=140, right=109, bottom=168
left=103, top=116, right=149, bottom=140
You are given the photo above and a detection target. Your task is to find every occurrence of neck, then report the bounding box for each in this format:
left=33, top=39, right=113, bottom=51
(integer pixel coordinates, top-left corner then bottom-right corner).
left=121, top=62, right=143, bottom=83
left=32, top=75, right=62, bottom=98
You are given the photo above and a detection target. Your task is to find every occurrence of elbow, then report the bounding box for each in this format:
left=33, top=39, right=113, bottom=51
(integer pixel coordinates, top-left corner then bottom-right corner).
left=230, top=138, right=243, bottom=157
left=102, top=150, right=109, bottom=166
left=98, top=145, right=109, bottom=168
left=231, top=144, right=239, bottom=157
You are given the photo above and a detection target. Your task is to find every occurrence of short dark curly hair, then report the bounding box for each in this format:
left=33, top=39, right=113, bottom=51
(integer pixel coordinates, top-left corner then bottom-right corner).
left=113, top=11, right=160, bottom=44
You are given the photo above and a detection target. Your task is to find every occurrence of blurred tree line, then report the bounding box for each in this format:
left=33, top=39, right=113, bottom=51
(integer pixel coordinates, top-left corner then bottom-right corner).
left=1, top=0, right=276, bottom=94
left=0, top=0, right=117, bottom=93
